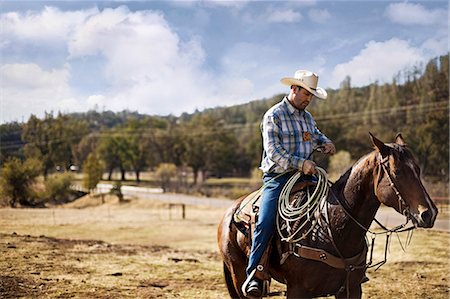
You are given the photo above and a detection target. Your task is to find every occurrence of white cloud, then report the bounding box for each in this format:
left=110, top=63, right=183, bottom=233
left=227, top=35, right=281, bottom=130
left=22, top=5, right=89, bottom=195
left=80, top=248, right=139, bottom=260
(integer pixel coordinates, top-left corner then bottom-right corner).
left=329, top=38, right=424, bottom=88
left=1, top=5, right=217, bottom=120
left=1, top=6, right=97, bottom=44
left=385, top=2, right=447, bottom=26
left=86, top=95, right=106, bottom=108
left=167, top=0, right=249, bottom=10
left=421, top=36, right=448, bottom=57
left=308, top=9, right=331, bottom=23
left=1, top=63, right=68, bottom=90
left=0, top=63, right=78, bottom=122
left=66, top=6, right=215, bottom=115
left=266, top=8, right=302, bottom=23
left=1, top=2, right=447, bottom=123
left=69, top=7, right=183, bottom=84
left=200, top=0, right=249, bottom=9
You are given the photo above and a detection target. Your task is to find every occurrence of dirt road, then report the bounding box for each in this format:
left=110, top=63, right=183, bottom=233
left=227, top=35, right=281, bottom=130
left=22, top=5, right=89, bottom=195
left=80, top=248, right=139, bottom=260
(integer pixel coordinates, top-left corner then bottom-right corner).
left=100, top=183, right=449, bottom=231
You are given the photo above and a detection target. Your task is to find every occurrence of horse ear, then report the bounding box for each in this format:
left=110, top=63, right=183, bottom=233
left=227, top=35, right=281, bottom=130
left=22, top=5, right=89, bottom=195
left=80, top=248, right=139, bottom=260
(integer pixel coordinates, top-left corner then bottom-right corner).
left=369, top=132, right=390, bottom=157
left=395, top=133, right=406, bottom=146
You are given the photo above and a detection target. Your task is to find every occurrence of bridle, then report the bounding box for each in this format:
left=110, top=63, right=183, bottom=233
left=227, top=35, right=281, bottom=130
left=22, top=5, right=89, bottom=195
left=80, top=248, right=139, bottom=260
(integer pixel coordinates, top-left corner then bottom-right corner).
left=374, top=153, right=412, bottom=220
left=276, top=151, right=417, bottom=298
left=336, top=152, right=414, bottom=234
left=329, top=152, right=416, bottom=271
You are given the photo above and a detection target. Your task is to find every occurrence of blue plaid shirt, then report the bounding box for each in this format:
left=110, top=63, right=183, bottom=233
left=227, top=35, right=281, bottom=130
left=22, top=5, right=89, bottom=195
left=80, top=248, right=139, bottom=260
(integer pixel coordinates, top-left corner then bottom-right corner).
left=260, top=97, right=331, bottom=173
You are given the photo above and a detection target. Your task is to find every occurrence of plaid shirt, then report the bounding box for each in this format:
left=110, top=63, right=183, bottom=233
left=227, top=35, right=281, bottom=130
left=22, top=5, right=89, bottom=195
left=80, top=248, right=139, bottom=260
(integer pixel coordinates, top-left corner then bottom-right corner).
left=260, top=97, right=331, bottom=173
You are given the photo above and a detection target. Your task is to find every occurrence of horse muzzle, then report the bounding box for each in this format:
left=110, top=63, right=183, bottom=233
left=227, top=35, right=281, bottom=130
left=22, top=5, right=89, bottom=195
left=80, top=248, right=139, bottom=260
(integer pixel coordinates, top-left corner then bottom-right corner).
left=412, top=205, right=438, bottom=228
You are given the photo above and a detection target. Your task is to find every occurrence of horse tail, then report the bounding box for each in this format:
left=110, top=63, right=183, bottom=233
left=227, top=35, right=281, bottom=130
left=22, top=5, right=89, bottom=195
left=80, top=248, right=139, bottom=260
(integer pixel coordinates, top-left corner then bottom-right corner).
left=223, top=262, right=240, bottom=299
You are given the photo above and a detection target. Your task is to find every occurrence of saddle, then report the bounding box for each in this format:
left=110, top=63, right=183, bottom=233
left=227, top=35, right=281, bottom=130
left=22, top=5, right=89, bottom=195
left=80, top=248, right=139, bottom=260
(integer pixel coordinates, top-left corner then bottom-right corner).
left=233, top=178, right=317, bottom=280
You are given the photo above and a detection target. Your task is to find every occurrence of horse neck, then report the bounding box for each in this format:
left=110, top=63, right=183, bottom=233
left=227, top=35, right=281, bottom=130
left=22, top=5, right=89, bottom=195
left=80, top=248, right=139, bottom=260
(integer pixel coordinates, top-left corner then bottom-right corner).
left=329, top=152, right=381, bottom=255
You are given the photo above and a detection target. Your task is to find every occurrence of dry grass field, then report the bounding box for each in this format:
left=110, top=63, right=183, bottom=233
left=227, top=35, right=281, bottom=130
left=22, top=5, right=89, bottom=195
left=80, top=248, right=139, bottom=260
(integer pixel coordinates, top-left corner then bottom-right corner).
left=0, top=194, right=449, bottom=298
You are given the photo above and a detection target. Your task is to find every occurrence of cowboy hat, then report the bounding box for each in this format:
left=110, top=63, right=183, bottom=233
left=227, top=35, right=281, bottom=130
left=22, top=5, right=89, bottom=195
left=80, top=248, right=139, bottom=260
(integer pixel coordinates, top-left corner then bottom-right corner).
left=280, top=70, right=327, bottom=99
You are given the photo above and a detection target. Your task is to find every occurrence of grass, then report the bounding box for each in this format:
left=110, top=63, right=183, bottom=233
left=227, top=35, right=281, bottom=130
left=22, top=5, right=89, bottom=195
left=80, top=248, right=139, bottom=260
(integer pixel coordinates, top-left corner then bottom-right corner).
left=0, top=195, right=449, bottom=298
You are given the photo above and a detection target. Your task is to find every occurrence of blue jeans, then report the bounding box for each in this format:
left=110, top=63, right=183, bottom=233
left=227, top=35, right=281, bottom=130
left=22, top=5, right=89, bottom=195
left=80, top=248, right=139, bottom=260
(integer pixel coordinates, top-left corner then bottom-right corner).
left=246, top=171, right=293, bottom=276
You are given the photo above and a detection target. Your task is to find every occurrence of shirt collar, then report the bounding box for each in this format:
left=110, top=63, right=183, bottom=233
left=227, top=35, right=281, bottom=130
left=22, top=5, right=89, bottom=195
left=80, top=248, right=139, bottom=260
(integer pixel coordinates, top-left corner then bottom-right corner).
left=283, top=96, right=301, bottom=115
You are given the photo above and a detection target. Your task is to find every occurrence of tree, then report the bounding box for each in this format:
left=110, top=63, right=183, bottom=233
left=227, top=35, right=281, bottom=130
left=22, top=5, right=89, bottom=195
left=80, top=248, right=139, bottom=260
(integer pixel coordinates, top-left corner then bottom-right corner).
left=0, top=158, right=42, bottom=207
left=73, top=133, right=99, bottom=169
left=83, top=152, right=104, bottom=191
left=97, top=132, right=129, bottom=181
left=122, top=119, right=153, bottom=183
left=204, top=129, right=239, bottom=178
left=182, top=116, right=210, bottom=184
left=0, top=122, right=24, bottom=165
left=22, top=113, right=88, bottom=178
left=156, top=163, right=177, bottom=192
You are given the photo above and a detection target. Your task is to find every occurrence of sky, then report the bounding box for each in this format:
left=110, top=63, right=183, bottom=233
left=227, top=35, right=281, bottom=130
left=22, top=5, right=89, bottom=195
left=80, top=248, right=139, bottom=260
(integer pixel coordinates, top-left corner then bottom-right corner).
left=0, top=0, right=448, bottom=124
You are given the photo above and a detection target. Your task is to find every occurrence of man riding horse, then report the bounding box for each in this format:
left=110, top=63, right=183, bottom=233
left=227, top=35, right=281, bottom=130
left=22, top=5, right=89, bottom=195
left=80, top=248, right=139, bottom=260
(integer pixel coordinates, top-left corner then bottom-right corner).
left=242, top=70, right=336, bottom=297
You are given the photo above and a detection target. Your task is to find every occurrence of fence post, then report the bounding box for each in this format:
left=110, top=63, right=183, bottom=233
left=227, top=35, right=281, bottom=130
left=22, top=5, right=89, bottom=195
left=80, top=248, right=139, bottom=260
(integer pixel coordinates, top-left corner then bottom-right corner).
left=169, top=203, right=186, bottom=220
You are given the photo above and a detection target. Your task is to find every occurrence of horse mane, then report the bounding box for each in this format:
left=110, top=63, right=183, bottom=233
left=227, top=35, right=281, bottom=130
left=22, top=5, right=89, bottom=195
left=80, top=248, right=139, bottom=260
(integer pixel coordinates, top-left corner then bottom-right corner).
left=331, top=151, right=378, bottom=191
left=328, top=149, right=391, bottom=211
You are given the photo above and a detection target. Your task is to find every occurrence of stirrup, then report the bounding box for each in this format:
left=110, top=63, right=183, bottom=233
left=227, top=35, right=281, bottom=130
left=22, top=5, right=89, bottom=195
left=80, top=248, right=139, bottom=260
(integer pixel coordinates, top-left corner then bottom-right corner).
left=241, top=269, right=257, bottom=297
left=242, top=269, right=270, bottom=298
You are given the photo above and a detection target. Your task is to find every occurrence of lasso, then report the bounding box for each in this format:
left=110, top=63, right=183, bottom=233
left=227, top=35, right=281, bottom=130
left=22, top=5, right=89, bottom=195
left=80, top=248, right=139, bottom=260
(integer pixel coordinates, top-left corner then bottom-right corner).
left=276, top=167, right=329, bottom=243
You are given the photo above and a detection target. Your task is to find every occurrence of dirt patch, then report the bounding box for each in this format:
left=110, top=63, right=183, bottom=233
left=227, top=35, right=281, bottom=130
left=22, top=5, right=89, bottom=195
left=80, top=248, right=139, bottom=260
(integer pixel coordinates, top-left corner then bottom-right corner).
left=1, top=232, right=227, bottom=298
left=1, top=198, right=449, bottom=298
left=0, top=275, right=43, bottom=298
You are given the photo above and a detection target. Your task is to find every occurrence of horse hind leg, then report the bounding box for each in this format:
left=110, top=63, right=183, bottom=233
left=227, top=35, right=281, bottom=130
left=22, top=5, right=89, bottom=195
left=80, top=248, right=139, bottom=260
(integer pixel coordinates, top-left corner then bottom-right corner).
left=223, top=262, right=241, bottom=299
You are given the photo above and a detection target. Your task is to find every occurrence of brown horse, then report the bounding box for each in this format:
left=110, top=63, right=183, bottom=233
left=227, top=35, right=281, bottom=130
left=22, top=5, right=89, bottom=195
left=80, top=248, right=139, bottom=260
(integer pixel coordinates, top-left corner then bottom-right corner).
left=217, top=133, right=438, bottom=298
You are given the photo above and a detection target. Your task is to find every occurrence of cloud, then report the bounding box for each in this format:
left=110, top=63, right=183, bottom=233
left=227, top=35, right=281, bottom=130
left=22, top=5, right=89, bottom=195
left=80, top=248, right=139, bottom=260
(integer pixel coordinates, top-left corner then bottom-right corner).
left=329, top=38, right=424, bottom=88
left=0, top=63, right=77, bottom=122
left=66, top=6, right=216, bottom=115
left=167, top=0, right=249, bottom=10
left=266, top=8, right=302, bottom=23
left=1, top=6, right=97, bottom=45
left=1, top=5, right=217, bottom=119
left=421, top=36, right=448, bottom=57
left=86, top=95, right=106, bottom=108
left=385, top=2, right=447, bottom=26
left=308, top=9, right=331, bottom=23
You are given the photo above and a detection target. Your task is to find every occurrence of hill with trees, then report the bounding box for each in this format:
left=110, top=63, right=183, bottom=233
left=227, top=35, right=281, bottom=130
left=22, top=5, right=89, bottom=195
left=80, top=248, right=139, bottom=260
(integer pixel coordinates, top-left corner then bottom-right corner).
left=0, top=54, right=448, bottom=206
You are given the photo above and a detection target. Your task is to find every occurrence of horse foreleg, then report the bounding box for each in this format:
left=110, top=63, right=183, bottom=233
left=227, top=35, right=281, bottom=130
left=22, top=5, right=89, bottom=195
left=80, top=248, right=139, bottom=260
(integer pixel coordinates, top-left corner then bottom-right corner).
left=335, top=284, right=362, bottom=299
left=286, top=284, right=313, bottom=299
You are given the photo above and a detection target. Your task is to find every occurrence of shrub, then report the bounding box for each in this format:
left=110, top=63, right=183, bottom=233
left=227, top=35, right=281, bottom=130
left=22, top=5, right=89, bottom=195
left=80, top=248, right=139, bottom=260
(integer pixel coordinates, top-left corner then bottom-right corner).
left=156, top=163, right=177, bottom=192
left=110, top=181, right=124, bottom=202
left=83, top=152, right=104, bottom=192
left=45, top=173, right=74, bottom=203
left=0, top=158, right=42, bottom=207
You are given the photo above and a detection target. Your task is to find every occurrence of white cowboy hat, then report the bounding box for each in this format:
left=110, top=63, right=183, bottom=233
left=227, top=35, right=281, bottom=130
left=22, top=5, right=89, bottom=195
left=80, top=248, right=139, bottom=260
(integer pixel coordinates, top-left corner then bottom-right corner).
left=280, top=70, right=327, bottom=100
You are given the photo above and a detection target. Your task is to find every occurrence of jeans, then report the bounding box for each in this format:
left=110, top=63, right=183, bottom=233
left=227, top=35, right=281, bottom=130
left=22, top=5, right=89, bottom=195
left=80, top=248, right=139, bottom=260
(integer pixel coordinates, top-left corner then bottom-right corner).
left=246, top=171, right=293, bottom=276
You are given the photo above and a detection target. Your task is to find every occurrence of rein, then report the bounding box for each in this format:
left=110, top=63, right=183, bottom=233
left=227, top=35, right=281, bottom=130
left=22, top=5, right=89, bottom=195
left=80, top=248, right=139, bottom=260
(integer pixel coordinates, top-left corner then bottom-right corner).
left=332, top=153, right=416, bottom=270
left=276, top=152, right=417, bottom=298
left=375, top=154, right=411, bottom=219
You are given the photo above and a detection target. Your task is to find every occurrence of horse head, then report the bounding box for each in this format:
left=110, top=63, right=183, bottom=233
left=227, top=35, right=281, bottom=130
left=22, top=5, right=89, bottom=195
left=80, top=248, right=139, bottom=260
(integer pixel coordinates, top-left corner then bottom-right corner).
left=370, top=133, right=438, bottom=228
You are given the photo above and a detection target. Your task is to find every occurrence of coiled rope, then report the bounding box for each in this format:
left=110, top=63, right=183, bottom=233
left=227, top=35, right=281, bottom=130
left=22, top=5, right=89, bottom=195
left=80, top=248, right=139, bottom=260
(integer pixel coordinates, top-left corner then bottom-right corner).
left=276, top=167, right=329, bottom=243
